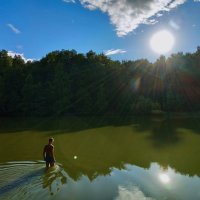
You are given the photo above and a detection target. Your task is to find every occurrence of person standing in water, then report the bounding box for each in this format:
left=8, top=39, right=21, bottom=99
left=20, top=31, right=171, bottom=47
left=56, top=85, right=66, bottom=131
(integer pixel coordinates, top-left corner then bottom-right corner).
left=43, top=138, right=55, bottom=168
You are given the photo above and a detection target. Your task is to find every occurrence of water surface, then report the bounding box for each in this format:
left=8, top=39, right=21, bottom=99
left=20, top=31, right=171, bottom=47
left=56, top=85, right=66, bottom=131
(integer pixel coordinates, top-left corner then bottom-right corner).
left=0, top=116, right=200, bottom=199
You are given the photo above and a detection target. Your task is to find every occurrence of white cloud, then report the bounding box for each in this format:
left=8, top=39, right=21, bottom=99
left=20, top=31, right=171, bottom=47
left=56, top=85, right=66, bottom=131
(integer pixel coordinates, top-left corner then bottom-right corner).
left=63, top=0, right=76, bottom=3
left=156, top=13, right=163, bottom=17
left=7, top=24, right=21, bottom=34
left=104, top=49, right=126, bottom=56
left=8, top=51, right=34, bottom=63
left=77, top=0, right=187, bottom=37
left=169, top=20, right=180, bottom=30
left=115, top=186, right=154, bottom=200
left=167, top=0, right=186, bottom=8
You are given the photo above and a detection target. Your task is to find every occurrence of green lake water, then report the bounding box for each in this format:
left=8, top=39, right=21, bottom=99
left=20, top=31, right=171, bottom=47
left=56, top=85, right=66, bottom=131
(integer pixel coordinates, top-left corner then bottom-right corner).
left=0, top=116, right=200, bottom=200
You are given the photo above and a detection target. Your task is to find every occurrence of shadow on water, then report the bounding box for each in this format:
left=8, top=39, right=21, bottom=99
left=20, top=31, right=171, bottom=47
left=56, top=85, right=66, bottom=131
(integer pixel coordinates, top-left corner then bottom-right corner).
left=0, top=116, right=113, bottom=134
left=1, top=115, right=200, bottom=181
left=133, top=117, right=180, bottom=148
left=0, top=115, right=200, bottom=152
left=0, top=115, right=200, bottom=138
left=149, top=119, right=179, bottom=147
left=134, top=115, right=200, bottom=147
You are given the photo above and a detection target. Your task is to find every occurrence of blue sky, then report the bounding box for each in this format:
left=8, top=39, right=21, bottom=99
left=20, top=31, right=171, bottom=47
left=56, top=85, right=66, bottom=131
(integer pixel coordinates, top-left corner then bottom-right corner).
left=1, top=0, right=200, bottom=61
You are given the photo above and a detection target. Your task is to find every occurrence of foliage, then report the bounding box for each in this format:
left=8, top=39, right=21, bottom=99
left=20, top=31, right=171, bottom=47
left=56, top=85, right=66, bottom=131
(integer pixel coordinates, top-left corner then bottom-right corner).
left=0, top=48, right=200, bottom=116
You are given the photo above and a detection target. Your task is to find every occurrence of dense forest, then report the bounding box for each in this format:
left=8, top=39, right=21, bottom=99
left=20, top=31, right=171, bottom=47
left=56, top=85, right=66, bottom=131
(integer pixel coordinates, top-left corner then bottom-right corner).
left=0, top=48, right=200, bottom=116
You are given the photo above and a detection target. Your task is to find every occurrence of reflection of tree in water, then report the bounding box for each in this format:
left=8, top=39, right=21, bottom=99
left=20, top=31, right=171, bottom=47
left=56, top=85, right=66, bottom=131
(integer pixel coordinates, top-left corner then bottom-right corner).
left=148, top=119, right=179, bottom=147
left=42, top=166, right=67, bottom=196
left=134, top=116, right=200, bottom=148
left=1, top=116, right=200, bottom=185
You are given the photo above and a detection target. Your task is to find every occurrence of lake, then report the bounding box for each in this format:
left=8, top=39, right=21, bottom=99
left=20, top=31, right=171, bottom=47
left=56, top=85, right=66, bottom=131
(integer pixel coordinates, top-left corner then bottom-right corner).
left=0, top=116, right=200, bottom=200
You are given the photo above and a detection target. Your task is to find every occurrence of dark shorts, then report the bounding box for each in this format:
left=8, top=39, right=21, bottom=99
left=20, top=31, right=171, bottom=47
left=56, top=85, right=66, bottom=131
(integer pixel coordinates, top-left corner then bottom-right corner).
left=45, top=155, right=55, bottom=163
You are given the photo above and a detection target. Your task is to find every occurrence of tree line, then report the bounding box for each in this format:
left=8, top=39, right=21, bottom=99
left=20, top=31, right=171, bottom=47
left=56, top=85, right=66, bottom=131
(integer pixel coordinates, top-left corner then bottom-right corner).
left=0, top=48, right=200, bottom=116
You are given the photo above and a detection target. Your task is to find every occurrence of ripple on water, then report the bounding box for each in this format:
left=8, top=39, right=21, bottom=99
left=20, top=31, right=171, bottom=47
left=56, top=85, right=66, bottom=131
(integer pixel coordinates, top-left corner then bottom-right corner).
left=0, top=161, right=67, bottom=200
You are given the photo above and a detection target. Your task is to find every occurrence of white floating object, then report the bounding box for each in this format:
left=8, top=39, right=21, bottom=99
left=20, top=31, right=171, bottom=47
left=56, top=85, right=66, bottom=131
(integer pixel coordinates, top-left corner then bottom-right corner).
left=74, top=156, right=77, bottom=159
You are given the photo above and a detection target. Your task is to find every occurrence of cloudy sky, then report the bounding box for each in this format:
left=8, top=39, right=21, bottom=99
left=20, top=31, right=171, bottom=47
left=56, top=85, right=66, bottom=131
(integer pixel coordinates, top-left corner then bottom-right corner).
left=1, top=0, right=200, bottom=61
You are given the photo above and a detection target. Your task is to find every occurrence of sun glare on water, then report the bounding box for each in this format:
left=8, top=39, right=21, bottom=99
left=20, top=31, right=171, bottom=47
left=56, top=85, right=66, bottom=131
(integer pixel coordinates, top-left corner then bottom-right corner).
left=159, top=173, right=170, bottom=184
left=150, top=30, right=175, bottom=54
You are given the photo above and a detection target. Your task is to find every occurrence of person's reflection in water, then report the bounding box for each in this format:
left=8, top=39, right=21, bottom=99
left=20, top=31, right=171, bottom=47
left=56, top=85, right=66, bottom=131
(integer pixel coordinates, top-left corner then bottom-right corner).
left=42, top=166, right=67, bottom=196
left=43, top=138, right=56, bottom=169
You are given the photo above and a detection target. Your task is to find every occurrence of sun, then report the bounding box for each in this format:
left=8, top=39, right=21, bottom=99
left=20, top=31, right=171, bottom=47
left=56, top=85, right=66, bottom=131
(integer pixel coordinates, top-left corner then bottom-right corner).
left=150, top=30, right=175, bottom=54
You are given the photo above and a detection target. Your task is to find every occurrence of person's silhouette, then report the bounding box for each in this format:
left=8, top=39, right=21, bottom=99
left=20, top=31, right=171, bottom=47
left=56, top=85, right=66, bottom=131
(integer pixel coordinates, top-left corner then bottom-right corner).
left=43, top=138, right=55, bottom=168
